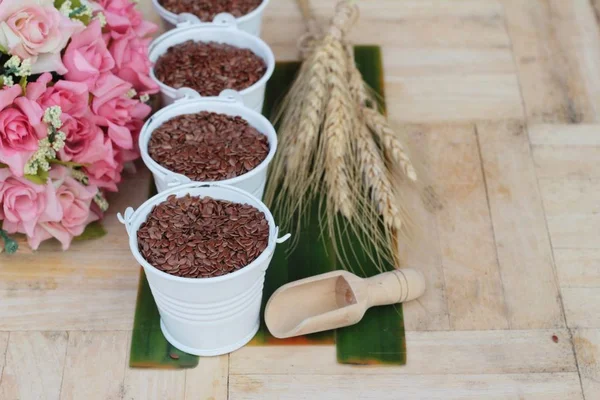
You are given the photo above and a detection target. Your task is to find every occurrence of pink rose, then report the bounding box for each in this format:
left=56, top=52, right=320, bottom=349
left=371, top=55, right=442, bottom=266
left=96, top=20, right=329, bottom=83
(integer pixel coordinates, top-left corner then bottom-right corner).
left=91, top=73, right=150, bottom=150
left=96, top=0, right=157, bottom=39
left=0, top=86, right=47, bottom=176
left=24, top=72, right=53, bottom=102
left=109, top=31, right=158, bottom=95
left=37, top=80, right=90, bottom=118
left=85, top=153, right=123, bottom=192
left=119, top=117, right=144, bottom=163
left=28, top=166, right=99, bottom=250
left=63, top=20, right=115, bottom=89
left=0, top=168, right=61, bottom=238
left=58, top=114, right=114, bottom=166
left=0, top=0, right=83, bottom=74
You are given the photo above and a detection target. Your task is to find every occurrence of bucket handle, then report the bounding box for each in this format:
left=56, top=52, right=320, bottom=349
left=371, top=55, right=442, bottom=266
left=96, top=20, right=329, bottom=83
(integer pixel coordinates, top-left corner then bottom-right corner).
left=173, top=88, right=244, bottom=105
left=117, top=207, right=136, bottom=237
left=165, top=173, right=192, bottom=188
left=176, top=12, right=238, bottom=29
left=276, top=233, right=292, bottom=244
left=261, top=227, right=291, bottom=271
left=218, top=89, right=244, bottom=104
left=173, top=87, right=202, bottom=103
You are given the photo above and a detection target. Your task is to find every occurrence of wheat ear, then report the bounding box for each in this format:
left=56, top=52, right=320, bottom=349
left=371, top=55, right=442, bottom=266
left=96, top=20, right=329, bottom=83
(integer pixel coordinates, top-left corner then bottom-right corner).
left=355, top=120, right=404, bottom=231
left=284, top=48, right=329, bottom=198
left=364, top=108, right=417, bottom=182
left=321, top=38, right=356, bottom=219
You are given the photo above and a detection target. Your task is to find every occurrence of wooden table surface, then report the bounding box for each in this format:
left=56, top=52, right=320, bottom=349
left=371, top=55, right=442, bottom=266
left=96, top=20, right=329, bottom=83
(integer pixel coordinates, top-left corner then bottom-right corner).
left=1, top=0, right=599, bottom=399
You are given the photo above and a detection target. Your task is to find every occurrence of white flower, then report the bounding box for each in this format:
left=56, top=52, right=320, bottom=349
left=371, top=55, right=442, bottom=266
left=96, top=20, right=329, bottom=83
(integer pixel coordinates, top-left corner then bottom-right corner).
left=71, top=4, right=92, bottom=18
left=1, top=75, right=14, bottom=87
left=25, top=138, right=55, bottom=174
left=94, top=12, right=107, bottom=27
left=16, top=58, right=31, bottom=77
left=126, top=88, right=137, bottom=98
left=43, top=106, right=63, bottom=130
left=24, top=160, right=37, bottom=175
left=140, top=94, right=150, bottom=103
left=71, top=169, right=89, bottom=185
left=52, top=131, right=66, bottom=152
left=94, top=193, right=109, bottom=212
left=4, top=55, right=20, bottom=70
left=60, top=0, right=72, bottom=17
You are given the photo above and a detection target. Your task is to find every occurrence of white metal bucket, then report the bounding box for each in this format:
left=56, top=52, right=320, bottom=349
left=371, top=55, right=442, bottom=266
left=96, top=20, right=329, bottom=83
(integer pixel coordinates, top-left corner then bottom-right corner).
left=118, top=183, right=290, bottom=356
left=139, top=89, right=278, bottom=199
left=151, top=0, right=270, bottom=36
left=148, top=14, right=275, bottom=112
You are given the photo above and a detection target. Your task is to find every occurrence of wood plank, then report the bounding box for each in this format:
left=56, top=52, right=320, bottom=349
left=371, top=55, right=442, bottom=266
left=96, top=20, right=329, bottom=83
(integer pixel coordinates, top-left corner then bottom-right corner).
left=184, top=356, right=229, bottom=400
left=263, top=0, right=509, bottom=60
left=397, top=126, right=450, bottom=332
left=0, top=289, right=136, bottom=331
left=122, top=327, right=187, bottom=400
left=383, top=48, right=515, bottom=76
left=386, top=75, right=523, bottom=123
left=502, top=0, right=600, bottom=123
left=529, top=124, right=600, bottom=146
left=532, top=146, right=600, bottom=179
left=60, top=331, right=129, bottom=400
left=266, top=0, right=504, bottom=19
left=123, top=369, right=186, bottom=400
left=428, top=124, right=508, bottom=330
left=540, top=178, right=600, bottom=247
left=477, top=120, right=564, bottom=329
left=229, top=373, right=583, bottom=400
left=547, top=214, right=600, bottom=249
left=0, top=252, right=139, bottom=291
left=0, top=332, right=67, bottom=400
left=539, top=178, right=600, bottom=217
left=231, top=330, right=576, bottom=375
left=572, top=329, right=600, bottom=399
left=554, top=249, right=600, bottom=288
left=563, top=289, right=600, bottom=328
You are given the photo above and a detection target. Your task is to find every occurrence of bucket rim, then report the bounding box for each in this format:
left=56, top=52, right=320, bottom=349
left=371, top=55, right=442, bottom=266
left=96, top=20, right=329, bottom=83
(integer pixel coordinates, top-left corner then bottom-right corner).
left=126, top=182, right=278, bottom=284
left=151, top=0, right=271, bottom=27
left=138, top=98, right=278, bottom=188
left=148, top=23, right=275, bottom=101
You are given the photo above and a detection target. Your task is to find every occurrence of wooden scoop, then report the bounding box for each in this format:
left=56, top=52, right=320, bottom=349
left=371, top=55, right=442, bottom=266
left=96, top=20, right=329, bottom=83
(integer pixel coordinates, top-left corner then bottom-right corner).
left=265, top=268, right=425, bottom=339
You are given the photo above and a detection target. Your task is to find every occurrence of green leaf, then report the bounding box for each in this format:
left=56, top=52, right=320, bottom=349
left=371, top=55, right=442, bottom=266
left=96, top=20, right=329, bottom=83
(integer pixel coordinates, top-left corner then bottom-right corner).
left=54, top=0, right=82, bottom=9
left=0, top=162, right=7, bottom=168
left=74, top=221, right=107, bottom=241
left=24, top=169, right=49, bottom=185
left=0, top=230, right=18, bottom=254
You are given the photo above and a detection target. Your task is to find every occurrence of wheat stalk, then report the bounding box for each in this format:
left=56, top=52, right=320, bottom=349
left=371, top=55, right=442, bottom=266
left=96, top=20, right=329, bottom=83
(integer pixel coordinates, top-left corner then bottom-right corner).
left=284, top=49, right=329, bottom=198
left=355, top=120, right=403, bottom=231
left=321, top=37, right=356, bottom=219
left=363, top=107, right=418, bottom=182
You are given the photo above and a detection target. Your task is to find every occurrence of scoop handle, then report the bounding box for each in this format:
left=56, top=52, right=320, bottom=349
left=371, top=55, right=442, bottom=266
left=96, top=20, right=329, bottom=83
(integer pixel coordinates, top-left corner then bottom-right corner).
left=365, top=269, right=426, bottom=308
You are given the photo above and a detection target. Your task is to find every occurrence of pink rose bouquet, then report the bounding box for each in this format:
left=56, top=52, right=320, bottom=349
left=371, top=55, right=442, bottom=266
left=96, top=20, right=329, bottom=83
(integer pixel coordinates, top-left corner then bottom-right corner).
left=0, top=0, right=158, bottom=252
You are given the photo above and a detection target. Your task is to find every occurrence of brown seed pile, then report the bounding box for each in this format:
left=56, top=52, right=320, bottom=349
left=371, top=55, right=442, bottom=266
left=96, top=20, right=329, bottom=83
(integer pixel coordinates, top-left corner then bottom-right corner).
left=148, top=111, right=269, bottom=181
left=159, top=0, right=262, bottom=21
left=137, top=194, right=269, bottom=278
left=154, top=41, right=267, bottom=96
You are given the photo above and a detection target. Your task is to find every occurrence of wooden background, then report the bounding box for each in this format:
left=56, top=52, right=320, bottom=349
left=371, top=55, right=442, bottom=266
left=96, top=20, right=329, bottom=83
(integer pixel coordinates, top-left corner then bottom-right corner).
left=0, top=0, right=599, bottom=398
